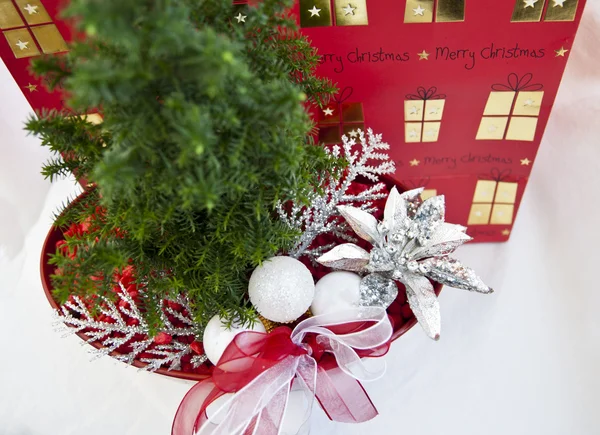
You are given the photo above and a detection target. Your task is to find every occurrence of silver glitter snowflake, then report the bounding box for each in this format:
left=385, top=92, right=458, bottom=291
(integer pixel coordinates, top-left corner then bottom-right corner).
left=278, top=129, right=395, bottom=261
left=317, top=187, right=493, bottom=340
left=55, top=283, right=207, bottom=371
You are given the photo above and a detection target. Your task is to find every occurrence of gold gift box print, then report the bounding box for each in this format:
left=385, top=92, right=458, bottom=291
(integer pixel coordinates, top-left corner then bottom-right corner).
left=468, top=179, right=518, bottom=226
left=404, top=87, right=446, bottom=143
left=404, top=0, right=465, bottom=23
left=1, top=0, right=68, bottom=59
left=476, top=73, right=544, bottom=142
left=300, top=0, right=368, bottom=28
left=318, top=87, right=365, bottom=145
left=511, top=0, right=580, bottom=22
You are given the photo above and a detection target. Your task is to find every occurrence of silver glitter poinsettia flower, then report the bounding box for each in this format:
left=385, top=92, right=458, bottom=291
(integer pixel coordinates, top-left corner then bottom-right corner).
left=317, top=187, right=493, bottom=340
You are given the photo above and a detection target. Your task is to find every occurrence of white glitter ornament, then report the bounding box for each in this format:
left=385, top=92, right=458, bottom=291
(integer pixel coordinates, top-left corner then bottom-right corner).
left=202, top=314, right=266, bottom=365
left=248, top=256, right=315, bottom=323
left=311, top=271, right=361, bottom=316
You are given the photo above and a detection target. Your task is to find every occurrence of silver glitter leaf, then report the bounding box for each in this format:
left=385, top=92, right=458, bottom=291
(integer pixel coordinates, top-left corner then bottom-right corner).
left=359, top=273, right=398, bottom=309
left=411, top=195, right=445, bottom=246
left=420, top=257, right=493, bottom=294
left=55, top=283, right=204, bottom=372
left=280, top=129, right=395, bottom=261
left=337, top=205, right=381, bottom=245
left=316, top=243, right=370, bottom=272
left=404, top=274, right=441, bottom=340
left=411, top=223, right=472, bottom=260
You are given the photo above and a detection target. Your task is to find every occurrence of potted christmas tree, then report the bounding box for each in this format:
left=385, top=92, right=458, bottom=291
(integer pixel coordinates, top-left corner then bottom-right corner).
left=32, top=0, right=492, bottom=432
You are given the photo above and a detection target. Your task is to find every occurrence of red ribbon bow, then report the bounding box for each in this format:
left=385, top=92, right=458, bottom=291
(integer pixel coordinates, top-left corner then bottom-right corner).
left=172, top=307, right=393, bottom=435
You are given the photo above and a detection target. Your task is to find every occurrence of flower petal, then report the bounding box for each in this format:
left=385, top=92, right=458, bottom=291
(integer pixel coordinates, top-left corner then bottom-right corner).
left=404, top=274, right=441, bottom=340
left=317, top=243, right=370, bottom=272
left=410, top=223, right=472, bottom=259
left=337, top=205, right=381, bottom=245
left=411, top=195, right=445, bottom=246
left=420, top=256, right=493, bottom=294
left=383, top=186, right=405, bottom=233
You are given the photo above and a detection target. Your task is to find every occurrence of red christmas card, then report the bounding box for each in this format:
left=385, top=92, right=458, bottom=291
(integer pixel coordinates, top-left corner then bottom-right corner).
left=1, top=0, right=587, bottom=243
left=293, top=0, right=587, bottom=242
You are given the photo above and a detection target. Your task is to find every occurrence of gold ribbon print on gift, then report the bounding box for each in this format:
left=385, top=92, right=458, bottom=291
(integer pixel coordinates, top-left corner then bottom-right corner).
left=0, top=0, right=67, bottom=59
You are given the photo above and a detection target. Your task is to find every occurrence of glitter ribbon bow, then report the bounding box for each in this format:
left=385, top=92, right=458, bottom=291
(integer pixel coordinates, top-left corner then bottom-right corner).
left=172, top=307, right=392, bottom=435
left=317, top=187, right=493, bottom=340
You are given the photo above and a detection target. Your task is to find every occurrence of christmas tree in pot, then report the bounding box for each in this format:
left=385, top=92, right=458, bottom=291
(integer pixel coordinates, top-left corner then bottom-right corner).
left=30, top=0, right=493, bottom=433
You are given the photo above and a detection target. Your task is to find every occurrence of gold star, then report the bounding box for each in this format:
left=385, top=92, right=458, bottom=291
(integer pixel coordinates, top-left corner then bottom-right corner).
left=24, top=83, right=37, bottom=92
left=555, top=46, right=569, bottom=57
left=413, top=5, right=426, bottom=15
left=502, top=229, right=511, bottom=236
left=418, top=50, right=430, bottom=61
left=409, top=159, right=420, bottom=167
left=520, top=158, right=532, bottom=166
left=348, top=130, right=358, bottom=138
left=15, top=39, right=29, bottom=50
left=308, top=6, right=321, bottom=17
left=234, top=13, right=246, bottom=23
left=409, top=105, right=420, bottom=115
left=323, top=107, right=334, bottom=116
left=342, top=4, right=356, bottom=15
left=23, top=4, right=38, bottom=14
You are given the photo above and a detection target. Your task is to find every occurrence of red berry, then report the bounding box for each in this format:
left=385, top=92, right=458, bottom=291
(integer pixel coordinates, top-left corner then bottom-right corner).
left=154, top=332, right=173, bottom=345
left=190, top=341, right=204, bottom=355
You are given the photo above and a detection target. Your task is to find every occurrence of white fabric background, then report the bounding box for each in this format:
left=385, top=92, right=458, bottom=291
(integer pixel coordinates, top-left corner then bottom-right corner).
left=1, top=4, right=599, bottom=434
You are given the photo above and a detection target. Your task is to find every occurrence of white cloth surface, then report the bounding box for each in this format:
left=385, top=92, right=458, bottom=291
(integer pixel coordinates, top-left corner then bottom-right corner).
left=1, top=5, right=599, bottom=434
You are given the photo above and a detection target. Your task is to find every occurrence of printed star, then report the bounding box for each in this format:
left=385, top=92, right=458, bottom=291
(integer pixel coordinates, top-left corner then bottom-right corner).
left=409, top=105, right=420, bottom=115
left=555, top=46, right=569, bottom=57
left=524, top=99, right=535, bottom=106
left=523, top=0, right=538, bottom=8
left=234, top=13, right=246, bottom=23
left=308, top=5, right=321, bottom=17
left=15, top=39, right=29, bottom=50
left=323, top=107, right=334, bottom=116
left=348, top=130, right=359, bottom=138
left=502, top=229, right=511, bottom=236
left=553, top=0, right=567, bottom=6
left=342, top=4, right=356, bottom=15
left=418, top=50, right=430, bottom=60
left=24, top=83, right=37, bottom=92
left=413, top=5, right=426, bottom=16
left=425, top=129, right=437, bottom=137
left=408, top=129, right=418, bottom=138
left=429, top=107, right=440, bottom=115
left=409, top=159, right=420, bottom=167
left=23, top=3, right=38, bottom=14
left=488, top=124, right=499, bottom=133
left=520, top=158, right=532, bottom=166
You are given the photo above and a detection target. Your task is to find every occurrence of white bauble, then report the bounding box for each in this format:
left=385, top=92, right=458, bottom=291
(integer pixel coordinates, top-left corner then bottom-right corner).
left=202, top=314, right=266, bottom=365
left=248, top=256, right=315, bottom=323
left=310, top=271, right=361, bottom=316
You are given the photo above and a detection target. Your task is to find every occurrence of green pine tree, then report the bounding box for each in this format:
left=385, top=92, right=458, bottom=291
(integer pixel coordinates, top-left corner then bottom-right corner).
left=27, top=0, right=338, bottom=333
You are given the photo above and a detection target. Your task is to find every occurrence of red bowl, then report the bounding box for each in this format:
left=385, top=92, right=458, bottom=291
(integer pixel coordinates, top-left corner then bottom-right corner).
left=40, top=191, right=441, bottom=380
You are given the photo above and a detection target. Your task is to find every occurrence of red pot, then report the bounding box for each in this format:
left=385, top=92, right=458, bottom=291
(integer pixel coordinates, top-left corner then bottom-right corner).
left=40, top=191, right=441, bottom=381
